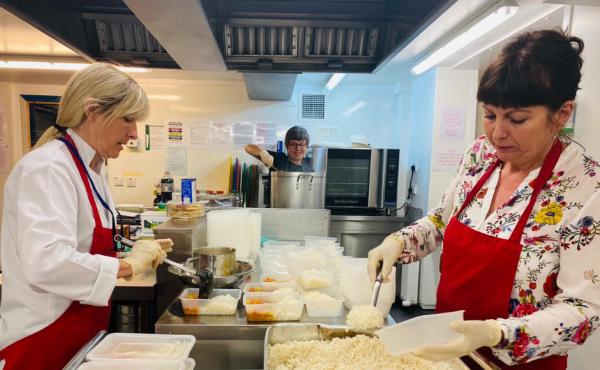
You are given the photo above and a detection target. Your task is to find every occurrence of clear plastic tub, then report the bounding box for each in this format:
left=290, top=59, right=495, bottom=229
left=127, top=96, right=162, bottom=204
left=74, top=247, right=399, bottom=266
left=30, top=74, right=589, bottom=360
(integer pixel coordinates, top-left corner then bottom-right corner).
left=304, top=236, right=337, bottom=246
left=77, top=361, right=186, bottom=370
left=179, top=288, right=242, bottom=315
left=343, top=296, right=394, bottom=317
left=260, top=272, right=293, bottom=283
left=296, top=269, right=335, bottom=289
left=262, top=241, right=301, bottom=250
left=243, top=282, right=300, bottom=299
left=185, top=358, right=196, bottom=370
left=302, top=286, right=345, bottom=317
left=244, top=294, right=304, bottom=322
left=86, top=333, right=195, bottom=362
left=375, top=310, right=465, bottom=356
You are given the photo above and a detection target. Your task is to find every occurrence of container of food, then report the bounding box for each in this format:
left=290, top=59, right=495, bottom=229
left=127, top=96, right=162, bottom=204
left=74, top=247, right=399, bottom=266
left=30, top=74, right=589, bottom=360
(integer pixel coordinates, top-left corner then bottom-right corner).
left=260, top=273, right=293, bottom=283
left=166, top=201, right=206, bottom=219
left=304, top=236, right=337, bottom=246
left=264, top=324, right=472, bottom=370
left=243, top=282, right=300, bottom=301
left=85, top=333, right=195, bottom=362
left=179, top=288, right=242, bottom=315
left=77, top=360, right=186, bottom=370
left=296, top=269, right=334, bottom=289
left=244, top=295, right=304, bottom=322
left=140, top=211, right=171, bottom=233
left=302, top=286, right=344, bottom=317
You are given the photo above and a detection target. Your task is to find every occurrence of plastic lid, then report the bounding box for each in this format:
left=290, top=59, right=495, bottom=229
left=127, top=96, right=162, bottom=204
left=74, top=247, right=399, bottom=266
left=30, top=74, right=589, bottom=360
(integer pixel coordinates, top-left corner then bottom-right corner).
left=216, top=190, right=224, bottom=194
left=206, top=191, right=214, bottom=195
left=157, top=203, right=166, bottom=210
left=232, top=190, right=239, bottom=194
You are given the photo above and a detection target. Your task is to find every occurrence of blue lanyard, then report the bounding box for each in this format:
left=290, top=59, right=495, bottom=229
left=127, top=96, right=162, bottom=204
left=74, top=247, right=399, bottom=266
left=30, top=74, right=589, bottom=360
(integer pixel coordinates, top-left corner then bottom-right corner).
left=59, top=137, right=118, bottom=248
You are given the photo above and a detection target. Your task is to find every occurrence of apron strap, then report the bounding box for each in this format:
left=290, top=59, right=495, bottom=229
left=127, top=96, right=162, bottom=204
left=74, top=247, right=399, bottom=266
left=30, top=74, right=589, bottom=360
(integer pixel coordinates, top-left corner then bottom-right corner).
left=60, top=134, right=103, bottom=229
left=509, top=140, right=563, bottom=243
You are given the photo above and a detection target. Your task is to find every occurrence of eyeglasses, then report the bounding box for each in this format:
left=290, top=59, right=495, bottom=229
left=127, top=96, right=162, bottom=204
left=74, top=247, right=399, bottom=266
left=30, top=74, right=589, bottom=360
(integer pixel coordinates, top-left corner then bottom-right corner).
left=288, top=143, right=307, bottom=149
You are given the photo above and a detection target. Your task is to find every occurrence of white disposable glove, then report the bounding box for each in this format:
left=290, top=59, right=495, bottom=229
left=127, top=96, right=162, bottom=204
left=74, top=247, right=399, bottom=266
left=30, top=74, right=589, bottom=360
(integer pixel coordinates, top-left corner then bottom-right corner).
left=412, top=320, right=503, bottom=362
left=155, top=238, right=174, bottom=253
left=259, top=150, right=274, bottom=168
left=122, top=240, right=167, bottom=278
left=367, top=235, right=404, bottom=287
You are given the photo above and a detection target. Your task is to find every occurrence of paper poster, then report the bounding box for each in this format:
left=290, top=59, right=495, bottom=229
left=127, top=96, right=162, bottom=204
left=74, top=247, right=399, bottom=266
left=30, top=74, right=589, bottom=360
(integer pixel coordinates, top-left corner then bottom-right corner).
left=439, top=106, right=466, bottom=143
left=165, top=146, right=187, bottom=175
left=166, top=118, right=185, bottom=145
left=209, top=122, right=232, bottom=151
left=256, top=123, right=277, bottom=150
left=232, top=122, right=255, bottom=151
left=188, top=120, right=210, bottom=149
left=0, top=106, right=8, bottom=146
left=145, top=124, right=165, bottom=150
left=0, top=146, right=9, bottom=174
left=432, top=146, right=466, bottom=171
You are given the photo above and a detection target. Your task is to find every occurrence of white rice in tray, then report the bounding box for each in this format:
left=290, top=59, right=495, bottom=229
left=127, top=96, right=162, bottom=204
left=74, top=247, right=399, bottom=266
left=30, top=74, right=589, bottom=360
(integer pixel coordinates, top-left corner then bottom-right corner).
left=298, top=269, right=331, bottom=288
left=346, top=305, right=383, bottom=330
left=273, top=287, right=297, bottom=293
left=302, top=290, right=334, bottom=301
left=267, top=335, right=451, bottom=370
left=279, top=296, right=301, bottom=304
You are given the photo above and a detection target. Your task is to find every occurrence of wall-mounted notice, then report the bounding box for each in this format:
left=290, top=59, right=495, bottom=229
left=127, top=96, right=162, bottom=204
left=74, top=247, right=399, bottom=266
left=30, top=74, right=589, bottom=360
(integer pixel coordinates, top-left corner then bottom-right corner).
left=166, top=118, right=185, bottom=145
left=256, top=123, right=277, bottom=150
left=0, top=105, right=8, bottom=146
left=232, top=122, right=255, bottom=151
left=209, top=122, right=232, bottom=151
left=145, top=124, right=165, bottom=150
left=432, top=145, right=466, bottom=171
left=439, top=106, right=466, bottom=143
left=0, top=146, right=9, bottom=173
left=188, top=120, right=210, bottom=149
left=165, top=146, right=187, bottom=175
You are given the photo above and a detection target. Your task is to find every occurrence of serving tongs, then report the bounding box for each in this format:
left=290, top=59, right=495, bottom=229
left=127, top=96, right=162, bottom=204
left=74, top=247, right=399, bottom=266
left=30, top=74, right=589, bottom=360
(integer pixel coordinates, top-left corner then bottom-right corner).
left=115, top=235, right=215, bottom=297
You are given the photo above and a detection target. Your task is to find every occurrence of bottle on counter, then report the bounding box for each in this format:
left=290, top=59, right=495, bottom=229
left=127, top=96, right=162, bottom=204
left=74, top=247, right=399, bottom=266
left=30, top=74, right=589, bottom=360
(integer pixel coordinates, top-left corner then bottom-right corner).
left=161, top=171, right=174, bottom=202
left=153, top=189, right=162, bottom=206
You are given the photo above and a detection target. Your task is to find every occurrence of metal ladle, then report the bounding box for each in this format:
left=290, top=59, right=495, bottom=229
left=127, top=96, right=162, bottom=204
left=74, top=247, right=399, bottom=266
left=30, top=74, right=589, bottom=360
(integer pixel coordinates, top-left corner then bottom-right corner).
left=371, top=263, right=384, bottom=307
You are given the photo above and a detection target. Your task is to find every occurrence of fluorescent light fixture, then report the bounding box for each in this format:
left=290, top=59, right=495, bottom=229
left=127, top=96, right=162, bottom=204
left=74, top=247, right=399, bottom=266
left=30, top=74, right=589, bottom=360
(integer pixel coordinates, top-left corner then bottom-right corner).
left=325, top=73, right=346, bottom=91
left=0, top=61, right=148, bottom=73
left=411, top=1, right=519, bottom=75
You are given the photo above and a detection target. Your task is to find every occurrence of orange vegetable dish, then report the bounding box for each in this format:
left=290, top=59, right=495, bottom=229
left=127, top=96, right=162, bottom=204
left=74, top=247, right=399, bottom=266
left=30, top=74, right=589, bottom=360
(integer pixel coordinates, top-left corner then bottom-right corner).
left=246, top=312, right=275, bottom=321
left=186, top=294, right=199, bottom=299
left=248, top=287, right=264, bottom=292
left=264, top=277, right=282, bottom=283
left=245, top=298, right=264, bottom=305
left=183, top=307, right=200, bottom=315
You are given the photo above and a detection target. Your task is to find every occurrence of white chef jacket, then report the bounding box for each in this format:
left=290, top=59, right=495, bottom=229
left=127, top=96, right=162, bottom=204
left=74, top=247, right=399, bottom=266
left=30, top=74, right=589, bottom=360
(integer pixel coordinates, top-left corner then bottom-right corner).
left=0, top=129, right=120, bottom=354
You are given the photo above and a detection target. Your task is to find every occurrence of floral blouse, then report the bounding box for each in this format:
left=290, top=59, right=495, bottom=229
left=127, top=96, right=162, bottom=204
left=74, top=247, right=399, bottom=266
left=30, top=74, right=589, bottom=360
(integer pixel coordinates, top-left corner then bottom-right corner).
left=391, top=136, right=599, bottom=365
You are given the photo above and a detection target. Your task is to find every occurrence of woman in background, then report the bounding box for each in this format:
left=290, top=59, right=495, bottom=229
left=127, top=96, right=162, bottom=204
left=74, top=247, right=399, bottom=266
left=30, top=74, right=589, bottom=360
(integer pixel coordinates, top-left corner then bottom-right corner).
left=246, top=125, right=314, bottom=172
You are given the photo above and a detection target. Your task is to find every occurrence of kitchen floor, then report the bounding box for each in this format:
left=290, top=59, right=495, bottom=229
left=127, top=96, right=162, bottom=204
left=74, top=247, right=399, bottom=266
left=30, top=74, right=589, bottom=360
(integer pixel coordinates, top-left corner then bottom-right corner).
left=389, top=297, right=434, bottom=323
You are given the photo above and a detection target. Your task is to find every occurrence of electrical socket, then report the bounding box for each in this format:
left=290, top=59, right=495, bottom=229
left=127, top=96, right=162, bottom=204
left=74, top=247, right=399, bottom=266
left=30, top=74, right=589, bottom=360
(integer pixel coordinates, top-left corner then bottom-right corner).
left=412, top=162, right=418, bottom=172
left=411, top=184, right=418, bottom=195
left=126, top=177, right=136, bottom=187
left=114, top=176, right=124, bottom=186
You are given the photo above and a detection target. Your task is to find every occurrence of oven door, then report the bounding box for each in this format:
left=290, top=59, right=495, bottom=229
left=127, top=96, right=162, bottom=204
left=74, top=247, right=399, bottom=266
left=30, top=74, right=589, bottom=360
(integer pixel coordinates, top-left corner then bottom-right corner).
left=324, top=149, right=380, bottom=208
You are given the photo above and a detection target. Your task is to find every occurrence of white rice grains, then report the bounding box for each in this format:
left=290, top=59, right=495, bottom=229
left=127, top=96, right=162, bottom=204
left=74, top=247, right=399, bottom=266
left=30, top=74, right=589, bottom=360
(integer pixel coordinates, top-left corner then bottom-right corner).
left=267, top=335, right=451, bottom=370
left=346, top=305, right=383, bottom=330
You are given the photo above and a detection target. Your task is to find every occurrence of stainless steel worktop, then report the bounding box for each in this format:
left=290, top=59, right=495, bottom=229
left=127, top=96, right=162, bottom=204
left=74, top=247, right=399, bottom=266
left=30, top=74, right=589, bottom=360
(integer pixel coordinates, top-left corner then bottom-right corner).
left=155, top=268, right=395, bottom=369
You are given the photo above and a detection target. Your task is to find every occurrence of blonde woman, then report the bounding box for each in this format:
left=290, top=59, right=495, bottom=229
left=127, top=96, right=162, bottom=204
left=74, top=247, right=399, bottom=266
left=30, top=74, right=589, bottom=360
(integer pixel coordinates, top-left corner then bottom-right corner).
left=0, top=64, right=172, bottom=370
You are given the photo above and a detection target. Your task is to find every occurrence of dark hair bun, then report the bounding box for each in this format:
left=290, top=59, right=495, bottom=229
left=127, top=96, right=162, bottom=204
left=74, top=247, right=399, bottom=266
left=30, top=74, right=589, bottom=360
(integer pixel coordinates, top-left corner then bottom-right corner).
left=477, top=29, right=584, bottom=111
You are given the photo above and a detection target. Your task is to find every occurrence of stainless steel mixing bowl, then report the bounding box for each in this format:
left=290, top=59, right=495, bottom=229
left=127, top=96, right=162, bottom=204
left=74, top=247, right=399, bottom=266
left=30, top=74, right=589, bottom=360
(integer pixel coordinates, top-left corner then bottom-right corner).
left=168, top=260, right=258, bottom=288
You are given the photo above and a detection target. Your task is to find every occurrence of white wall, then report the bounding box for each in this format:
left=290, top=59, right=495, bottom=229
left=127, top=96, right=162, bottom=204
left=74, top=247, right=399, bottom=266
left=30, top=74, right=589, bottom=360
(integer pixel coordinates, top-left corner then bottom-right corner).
left=565, top=5, right=600, bottom=370
left=0, top=82, right=11, bottom=270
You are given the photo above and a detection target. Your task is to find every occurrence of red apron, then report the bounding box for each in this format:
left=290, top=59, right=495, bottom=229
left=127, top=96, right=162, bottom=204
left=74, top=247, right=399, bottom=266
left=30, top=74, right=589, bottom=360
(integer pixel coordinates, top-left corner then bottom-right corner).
left=436, top=140, right=567, bottom=369
left=0, top=134, right=114, bottom=370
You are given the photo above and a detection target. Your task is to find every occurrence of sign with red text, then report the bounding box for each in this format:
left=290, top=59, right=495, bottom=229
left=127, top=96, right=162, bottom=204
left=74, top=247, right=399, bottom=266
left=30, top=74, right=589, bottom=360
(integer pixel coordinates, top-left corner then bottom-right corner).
left=439, top=106, right=466, bottom=143
left=432, top=146, right=466, bottom=171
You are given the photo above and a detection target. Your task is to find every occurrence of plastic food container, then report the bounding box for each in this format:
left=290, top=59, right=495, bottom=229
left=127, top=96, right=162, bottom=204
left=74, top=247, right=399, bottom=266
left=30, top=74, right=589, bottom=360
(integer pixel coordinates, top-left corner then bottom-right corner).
left=304, top=236, right=337, bottom=246
left=86, top=333, right=195, bottom=362
left=179, top=288, right=242, bottom=315
left=185, top=358, right=196, bottom=370
left=341, top=258, right=395, bottom=304
left=260, top=273, right=293, bottom=283
left=244, top=295, right=304, bottom=322
left=243, top=282, right=300, bottom=300
left=296, top=269, right=335, bottom=289
left=166, top=201, right=206, bottom=219
left=77, top=360, right=186, bottom=370
left=302, top=286, right=345, bottom=317
left=375, top=310, right=465, bottom=356
left=262, top=241, right=301, bottom=250
left=343, top=296, right=394, bottom=317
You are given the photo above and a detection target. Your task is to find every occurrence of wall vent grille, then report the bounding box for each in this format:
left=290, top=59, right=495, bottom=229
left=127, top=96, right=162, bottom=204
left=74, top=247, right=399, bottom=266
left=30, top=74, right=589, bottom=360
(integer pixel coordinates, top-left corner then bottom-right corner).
left=300, top=94, right=325, bottom=120
left=304, top=27, right=378, bottom=57
left=225, top=25, right=298, bottom=57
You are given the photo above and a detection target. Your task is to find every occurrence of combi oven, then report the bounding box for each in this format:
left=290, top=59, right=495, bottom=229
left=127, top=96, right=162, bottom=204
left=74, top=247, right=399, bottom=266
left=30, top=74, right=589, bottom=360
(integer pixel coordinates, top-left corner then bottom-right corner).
left=312, top=148, right=400, bottom=210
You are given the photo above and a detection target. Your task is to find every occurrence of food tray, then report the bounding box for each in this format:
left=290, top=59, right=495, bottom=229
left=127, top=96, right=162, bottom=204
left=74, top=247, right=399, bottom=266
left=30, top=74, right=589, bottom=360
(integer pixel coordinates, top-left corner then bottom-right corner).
left=243, top=282, right=300, bottom=301
left=85, top=333, right=195, bottom=362
left=260, top=272, right=293, bottom=283
left=264, top=324, right=471, bottom=370
left=244, top=295, right=304, bottom=322
left=302, top=286, right=344, bottom=317
left=179, top=288, right=242, bottom=315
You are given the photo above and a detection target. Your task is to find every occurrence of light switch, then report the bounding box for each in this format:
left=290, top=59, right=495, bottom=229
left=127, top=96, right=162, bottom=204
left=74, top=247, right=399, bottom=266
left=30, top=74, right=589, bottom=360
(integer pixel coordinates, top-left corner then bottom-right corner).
left=114, top=176, right=124, bottom=186
left=126, top=177, right=136, bottom=187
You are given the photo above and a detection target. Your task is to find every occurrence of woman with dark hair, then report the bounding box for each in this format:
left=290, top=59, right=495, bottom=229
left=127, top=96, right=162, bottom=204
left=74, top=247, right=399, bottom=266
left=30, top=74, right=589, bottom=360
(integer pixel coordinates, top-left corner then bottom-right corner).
left=245, top=126, right=314, bottom=172
left=368, top=30, right=598, bottom=369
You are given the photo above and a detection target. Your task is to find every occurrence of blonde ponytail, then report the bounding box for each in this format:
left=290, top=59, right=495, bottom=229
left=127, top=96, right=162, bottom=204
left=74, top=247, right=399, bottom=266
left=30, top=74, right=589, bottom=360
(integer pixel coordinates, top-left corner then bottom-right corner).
left=34, top=63, right=149, bottom=149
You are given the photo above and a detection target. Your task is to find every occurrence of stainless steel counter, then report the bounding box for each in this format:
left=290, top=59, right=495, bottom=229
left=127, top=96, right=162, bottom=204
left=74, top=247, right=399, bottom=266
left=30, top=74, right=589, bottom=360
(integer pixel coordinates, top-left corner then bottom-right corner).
left=155, top=268, right=395, bottom=369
